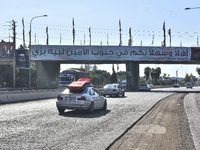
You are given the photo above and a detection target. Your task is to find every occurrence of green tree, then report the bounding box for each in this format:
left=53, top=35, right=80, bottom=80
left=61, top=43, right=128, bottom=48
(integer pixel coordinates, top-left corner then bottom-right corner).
left=155, top=67, right=161, bottom=81
left=163, top=73, right=168, bottom=79
left=116, top=71, right=126, bottom=81
left=88, top=69, right=111, bottom=85
left=16, top=68, right=28, bottom=87
left=184, top=73, right=190, bottom=83
left=189, top=73, right=197, bottom=84
left=16, top=64, right=37, bottom=88
left=144, top=67, right=151, bottom=80
left=196, top=67, right=200, bottom=76
left=84, top=64, right=91, bottom=71
left=0, top=65, right=13, bottom=87
left=150, top=67, right=161, bottom=85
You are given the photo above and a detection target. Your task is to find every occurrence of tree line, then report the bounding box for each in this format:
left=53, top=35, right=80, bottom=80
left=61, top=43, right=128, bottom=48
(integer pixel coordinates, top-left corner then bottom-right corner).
left=1, top=64, right=200, bottom=88
left=0, top=65, right=37, bottom=88
left=143, top=66, right=200, bottom=86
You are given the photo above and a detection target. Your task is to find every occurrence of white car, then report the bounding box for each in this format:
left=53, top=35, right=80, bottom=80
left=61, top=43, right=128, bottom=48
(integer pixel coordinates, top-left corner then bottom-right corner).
left=139, top=84, right=151, bottom=91
left=186, top=83, right=193, bottom=89
left=173, top=83, right=179, bottom=88
left=101, top=84, right=125, bottom=97
left=56, top=86, right=107, bottom=114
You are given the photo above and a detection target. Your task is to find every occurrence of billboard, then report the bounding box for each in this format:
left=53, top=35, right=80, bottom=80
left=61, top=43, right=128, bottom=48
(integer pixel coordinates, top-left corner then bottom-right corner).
left=16, top=49, right=29, bottom=68
left=31, top=45, right=191, bottom=62
left=191, top=47, right=200, bottom=61
left=0, top=41, right=14, bottom=57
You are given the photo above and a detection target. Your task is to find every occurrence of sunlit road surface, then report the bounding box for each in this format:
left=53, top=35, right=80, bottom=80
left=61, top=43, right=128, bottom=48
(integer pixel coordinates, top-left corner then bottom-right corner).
left=152, top=86, right=200, bottom=93
left=0, top=91, right=172, bottom=150
left=0, top=86, right=199, bottom=150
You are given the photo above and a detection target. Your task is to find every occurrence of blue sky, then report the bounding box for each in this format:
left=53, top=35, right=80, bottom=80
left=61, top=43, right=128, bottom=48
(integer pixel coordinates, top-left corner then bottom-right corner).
left=1, top=0, right=200, bottom=77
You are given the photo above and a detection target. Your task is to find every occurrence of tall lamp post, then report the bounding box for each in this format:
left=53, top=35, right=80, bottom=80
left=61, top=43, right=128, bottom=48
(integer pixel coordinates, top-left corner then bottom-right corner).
left=29, top=15, right=47, bottom=88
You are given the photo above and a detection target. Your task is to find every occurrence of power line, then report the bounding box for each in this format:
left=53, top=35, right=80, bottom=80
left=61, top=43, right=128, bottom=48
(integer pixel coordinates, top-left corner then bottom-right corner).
left=3, top=20, right=200, bottom=47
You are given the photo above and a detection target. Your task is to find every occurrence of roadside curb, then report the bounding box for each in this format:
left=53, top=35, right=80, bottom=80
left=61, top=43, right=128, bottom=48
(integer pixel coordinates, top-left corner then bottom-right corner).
left=184, top=93, right=200, bottom=150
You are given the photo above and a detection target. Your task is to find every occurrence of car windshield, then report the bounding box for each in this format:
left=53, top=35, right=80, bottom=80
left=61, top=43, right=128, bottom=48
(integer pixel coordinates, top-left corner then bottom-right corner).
left=140, top=84, right=147, bottom=86
left=59, top=77, right=71, bottom=82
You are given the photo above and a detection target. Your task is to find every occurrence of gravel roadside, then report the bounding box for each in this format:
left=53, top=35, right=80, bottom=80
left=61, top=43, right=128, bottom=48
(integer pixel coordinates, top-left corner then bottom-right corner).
left=107, top=93, right=196, bottom=150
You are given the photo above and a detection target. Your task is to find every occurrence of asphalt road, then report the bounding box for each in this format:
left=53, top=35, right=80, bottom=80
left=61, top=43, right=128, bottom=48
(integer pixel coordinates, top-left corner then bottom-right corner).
left=0, top=91, right=172, bottom=150
left=1, top=87, right=200, bottom=150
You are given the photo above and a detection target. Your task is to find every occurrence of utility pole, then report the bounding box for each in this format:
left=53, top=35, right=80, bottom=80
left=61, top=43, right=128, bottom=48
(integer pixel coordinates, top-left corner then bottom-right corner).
left=11, top=20, right=16, bottom=88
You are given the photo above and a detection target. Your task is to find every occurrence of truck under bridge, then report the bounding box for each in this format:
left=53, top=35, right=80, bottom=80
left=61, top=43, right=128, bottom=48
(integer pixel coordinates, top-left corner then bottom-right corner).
left=30, top=45, right=200, bottom=90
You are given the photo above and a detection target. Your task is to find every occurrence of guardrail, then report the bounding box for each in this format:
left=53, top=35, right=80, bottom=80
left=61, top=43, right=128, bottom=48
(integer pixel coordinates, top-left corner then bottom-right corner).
left=0, top=89, right=63, bottom=104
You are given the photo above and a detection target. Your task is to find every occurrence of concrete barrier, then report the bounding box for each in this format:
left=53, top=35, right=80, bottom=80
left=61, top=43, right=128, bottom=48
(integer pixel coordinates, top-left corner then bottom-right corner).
left=0, top=89, right=63, bottom=104
left=0, top=85, right=173, bottom=104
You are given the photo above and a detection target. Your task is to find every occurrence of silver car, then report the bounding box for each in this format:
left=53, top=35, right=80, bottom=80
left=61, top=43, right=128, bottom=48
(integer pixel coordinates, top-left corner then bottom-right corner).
left=56, top=86, right=107, bottom=114
left=139, top=84, right=151, bottom=91
left=101, top=84, right=125, bottom=97
left=186, top=83, right=193, bottom=89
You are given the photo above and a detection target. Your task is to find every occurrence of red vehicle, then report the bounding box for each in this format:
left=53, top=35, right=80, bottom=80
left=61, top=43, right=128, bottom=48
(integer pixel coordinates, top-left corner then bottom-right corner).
left=56, top=78, right=107, bottom=114
left=67, top=78, right=92, bottom=91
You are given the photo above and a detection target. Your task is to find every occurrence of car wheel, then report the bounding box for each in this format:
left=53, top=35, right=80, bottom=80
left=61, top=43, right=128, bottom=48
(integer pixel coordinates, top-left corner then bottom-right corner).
left=122, top=92, right=125, bottom=97
left=103, top=100, right=107, bottom=110
left=116, top=93, right=119, bottom=97
left=88, top=102, right=94, bottom=114
left=58, top=108, right=65, bottom=114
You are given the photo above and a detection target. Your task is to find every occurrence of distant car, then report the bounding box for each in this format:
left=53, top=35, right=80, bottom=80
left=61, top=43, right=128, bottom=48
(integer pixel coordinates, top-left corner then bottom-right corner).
left=101, top=84, right=125, bottom=97
left=173, top=84, right=179, bottom=88
left=122, top=80, right=126, bottom=87
left=139, top=84, right=151, bottom=91
left=186, top=83, right=193, bottom=89
left=56, top=78, right=107, bottom=114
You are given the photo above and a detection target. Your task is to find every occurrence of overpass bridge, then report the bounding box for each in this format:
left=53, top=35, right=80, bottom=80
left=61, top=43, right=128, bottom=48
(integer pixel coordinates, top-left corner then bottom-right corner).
left=1, top=45, right=200, bottom=90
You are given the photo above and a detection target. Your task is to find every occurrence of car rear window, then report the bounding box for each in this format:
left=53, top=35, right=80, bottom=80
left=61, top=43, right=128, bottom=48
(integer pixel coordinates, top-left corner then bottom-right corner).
left=63, top=87, right=88, bottom=94
left=113, top=85, right=117, bottom=88
left=104, top=84, right=114, bottom=88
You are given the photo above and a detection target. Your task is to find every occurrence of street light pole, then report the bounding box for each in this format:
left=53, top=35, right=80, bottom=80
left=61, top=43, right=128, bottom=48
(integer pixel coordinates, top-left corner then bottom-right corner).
left=29, top=15, right=47, bottom=88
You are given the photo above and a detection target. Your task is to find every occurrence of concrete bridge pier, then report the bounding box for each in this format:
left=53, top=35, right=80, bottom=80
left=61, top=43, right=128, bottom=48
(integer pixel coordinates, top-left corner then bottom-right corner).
left=36, top=61, right=60, bottom=88
left=126, top=61, right=139, bottom=91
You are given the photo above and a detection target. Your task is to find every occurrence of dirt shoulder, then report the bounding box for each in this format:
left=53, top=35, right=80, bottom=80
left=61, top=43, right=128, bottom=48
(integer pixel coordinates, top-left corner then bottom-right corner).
left=107, top=93, right=195, bottom=150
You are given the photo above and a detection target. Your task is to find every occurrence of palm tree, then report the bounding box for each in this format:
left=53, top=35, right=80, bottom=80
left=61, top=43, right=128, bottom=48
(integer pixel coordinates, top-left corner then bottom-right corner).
left=155, top=67, right=161, bottom=81
left=144, top=67, right=151, bottom=80
left=196, top=67, right=200, bottom=76
left=151, top=67, right=161, bottom=84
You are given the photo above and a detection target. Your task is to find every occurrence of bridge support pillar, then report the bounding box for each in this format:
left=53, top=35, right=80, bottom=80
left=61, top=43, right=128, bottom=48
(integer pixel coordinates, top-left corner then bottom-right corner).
left=126, top=61, right=139, bottom=91
left=36, top=61, right=60, bottom=88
